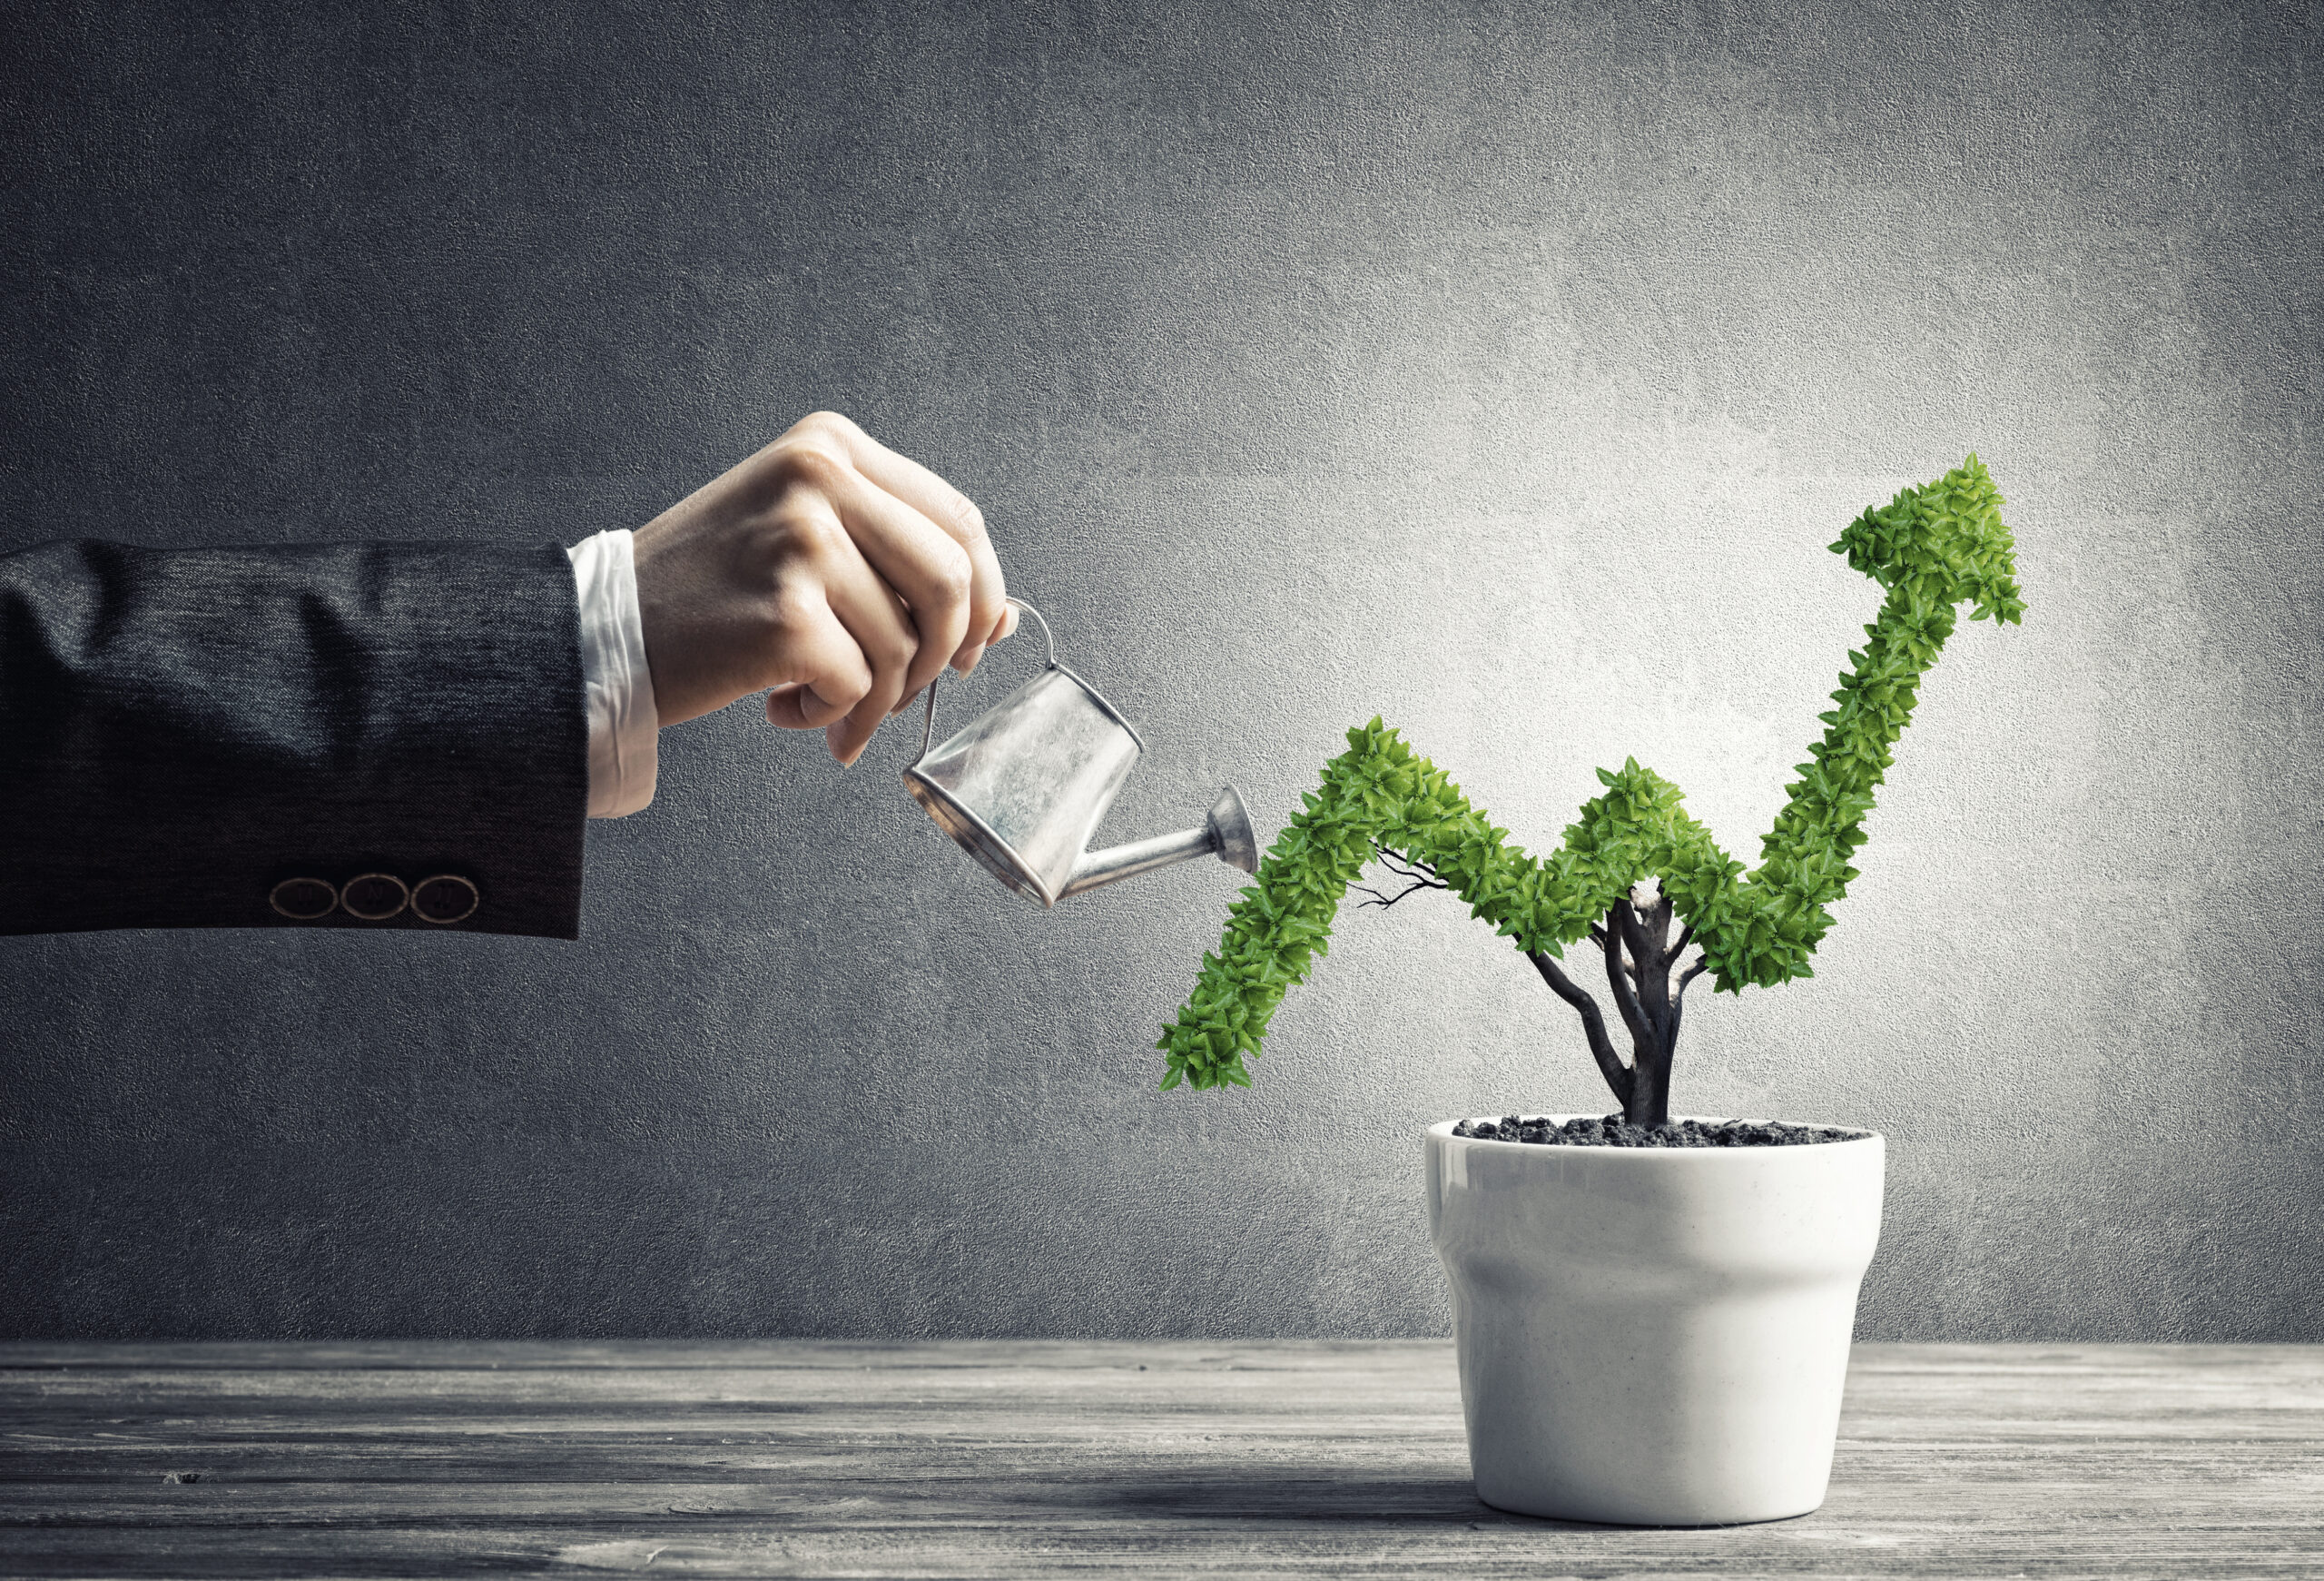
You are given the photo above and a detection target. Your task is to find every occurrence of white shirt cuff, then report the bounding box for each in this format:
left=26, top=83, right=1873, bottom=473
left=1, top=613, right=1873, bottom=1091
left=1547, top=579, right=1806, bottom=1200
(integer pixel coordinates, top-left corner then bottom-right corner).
left=567, top=529, right=659, bottom=818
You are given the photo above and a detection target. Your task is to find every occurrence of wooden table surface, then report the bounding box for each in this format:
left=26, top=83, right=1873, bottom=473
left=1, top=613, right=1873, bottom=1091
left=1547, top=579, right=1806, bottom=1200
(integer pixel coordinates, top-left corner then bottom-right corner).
left=1, top=1341, right=2319, bottom=1578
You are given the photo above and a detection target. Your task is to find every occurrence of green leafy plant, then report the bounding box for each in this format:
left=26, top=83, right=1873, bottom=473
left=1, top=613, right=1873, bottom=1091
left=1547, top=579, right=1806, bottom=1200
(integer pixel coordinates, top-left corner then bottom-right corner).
left=1158, top=456, right=2024, bottom=1124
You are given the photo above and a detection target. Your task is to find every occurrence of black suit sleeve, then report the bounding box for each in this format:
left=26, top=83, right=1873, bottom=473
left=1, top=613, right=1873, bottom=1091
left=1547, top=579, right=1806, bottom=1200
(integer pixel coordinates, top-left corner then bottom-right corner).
left=0, top=539, right=588, bottom=938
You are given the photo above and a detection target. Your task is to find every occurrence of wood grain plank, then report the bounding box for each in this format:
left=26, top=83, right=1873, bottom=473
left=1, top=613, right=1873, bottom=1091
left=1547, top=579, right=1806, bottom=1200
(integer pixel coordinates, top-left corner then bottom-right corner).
left=1, top=1343, right=2317, bottom=1578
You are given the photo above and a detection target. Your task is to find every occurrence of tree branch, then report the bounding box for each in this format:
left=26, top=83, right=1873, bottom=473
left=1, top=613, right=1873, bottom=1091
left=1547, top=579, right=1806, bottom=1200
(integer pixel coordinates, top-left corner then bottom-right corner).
left=1531, top=949, right=1633, bottom=1110
left=1663, top=923, right=1695, bottom=968
left=1354, top=845, right=1450, bottom=909
left=1613, top=898, right=1657, bottom=980
left=1663, top=953, right=1709, bottom=1046
left=1370, top=845, right=1444, bottom=883
left=1354, top=879, right=1448, bottom=909
left=1588, top=924, right=1636, bottom=979
left=1602, top=902, right=1656, bottom=1052
left=1616, top=896, right=1676, bottom=1039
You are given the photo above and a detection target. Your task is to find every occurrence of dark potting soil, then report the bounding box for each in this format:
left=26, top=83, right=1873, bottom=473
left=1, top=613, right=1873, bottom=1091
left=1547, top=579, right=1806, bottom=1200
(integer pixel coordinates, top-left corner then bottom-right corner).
left=1451, top=1114, right=1858, bottom=1148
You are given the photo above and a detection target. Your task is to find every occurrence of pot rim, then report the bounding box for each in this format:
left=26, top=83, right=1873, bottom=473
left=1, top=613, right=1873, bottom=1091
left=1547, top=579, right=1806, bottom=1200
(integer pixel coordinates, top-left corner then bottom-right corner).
left=1428, top=1114, right=1882, bottom=1151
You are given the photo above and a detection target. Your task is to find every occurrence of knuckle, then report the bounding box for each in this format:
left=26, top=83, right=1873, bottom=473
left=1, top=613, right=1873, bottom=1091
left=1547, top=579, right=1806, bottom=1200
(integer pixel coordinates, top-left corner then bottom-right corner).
left=928, top=545, right=973, bottom=606
left=794, top=410, right=860, bottom=444
left=773, top=438, right=845, bottom=491
left=950, top=495, right=988, bottom=545
left=779, top=506, right=845, bottom=562
left=876, top=629, right=920, bottom=673
left=771, top=582, right=822, bottom=626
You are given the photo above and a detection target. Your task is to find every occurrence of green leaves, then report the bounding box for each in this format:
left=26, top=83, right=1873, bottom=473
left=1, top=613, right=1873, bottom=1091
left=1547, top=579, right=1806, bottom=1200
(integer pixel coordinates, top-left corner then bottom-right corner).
left=1157, top=458, right=2024, bottom=1093
left=1831, top=452, right=2024, bottom=626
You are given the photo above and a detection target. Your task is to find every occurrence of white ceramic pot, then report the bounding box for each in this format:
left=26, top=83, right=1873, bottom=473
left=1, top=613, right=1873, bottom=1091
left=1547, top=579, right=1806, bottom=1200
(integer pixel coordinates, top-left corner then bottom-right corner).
left=1425, top=1116, right=1885, bottom=1526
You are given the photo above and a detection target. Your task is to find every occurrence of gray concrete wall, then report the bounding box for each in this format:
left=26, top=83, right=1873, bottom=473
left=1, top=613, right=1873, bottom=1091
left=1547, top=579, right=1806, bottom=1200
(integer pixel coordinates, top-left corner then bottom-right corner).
left=3, top=0, right=2317, bottom=1340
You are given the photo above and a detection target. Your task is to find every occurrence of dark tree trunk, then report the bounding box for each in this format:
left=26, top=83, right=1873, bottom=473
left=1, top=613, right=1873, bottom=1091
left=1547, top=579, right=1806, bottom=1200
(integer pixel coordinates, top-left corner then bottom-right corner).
left=1378, top=850, right=1707, bottom=1127
left=1532, top=886, right=1705, bottom=1128
left=1610, top=896, right=1674, bottom=1126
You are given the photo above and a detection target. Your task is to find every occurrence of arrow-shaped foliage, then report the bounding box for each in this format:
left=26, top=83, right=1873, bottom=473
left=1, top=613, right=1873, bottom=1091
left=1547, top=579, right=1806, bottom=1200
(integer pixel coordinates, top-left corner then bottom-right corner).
left=1159, top=456, right=2024, bottom=1092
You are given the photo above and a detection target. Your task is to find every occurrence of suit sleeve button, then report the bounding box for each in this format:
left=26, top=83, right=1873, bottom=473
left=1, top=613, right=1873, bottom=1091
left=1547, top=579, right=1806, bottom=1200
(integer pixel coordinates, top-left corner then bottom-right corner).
left=340, top=873, right=409, bottom=921
left=269, top=877, right=339, bottom=921
left=411, top=874, right=479, bottom=924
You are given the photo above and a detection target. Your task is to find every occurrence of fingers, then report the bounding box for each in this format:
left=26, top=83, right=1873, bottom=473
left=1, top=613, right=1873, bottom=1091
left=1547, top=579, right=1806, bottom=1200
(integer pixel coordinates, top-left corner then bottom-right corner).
left=705, top=413, right=1015, bottom=768
left=763, top=684, right=828, bottom=728
left=808, top=456, right=972, bottom=711
left=752, top=484, right=921, bottom=765
left=816, top=539, right=922, bottom=765
left=797, top=412, right=1010, bottom=673
left=761, top=594, right=872, bottom=734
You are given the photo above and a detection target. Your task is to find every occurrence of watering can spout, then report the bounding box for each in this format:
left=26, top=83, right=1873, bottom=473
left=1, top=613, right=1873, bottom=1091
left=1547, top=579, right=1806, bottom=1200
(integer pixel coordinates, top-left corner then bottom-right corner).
left=1058, top=786, right=1260, bottom=900
left=901, top=599, right=1264, bottom=909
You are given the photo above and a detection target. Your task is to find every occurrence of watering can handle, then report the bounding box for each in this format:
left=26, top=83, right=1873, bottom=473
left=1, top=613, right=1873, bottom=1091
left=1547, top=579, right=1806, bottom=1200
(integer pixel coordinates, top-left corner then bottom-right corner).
left=915, top=598, right=1057, bottom=762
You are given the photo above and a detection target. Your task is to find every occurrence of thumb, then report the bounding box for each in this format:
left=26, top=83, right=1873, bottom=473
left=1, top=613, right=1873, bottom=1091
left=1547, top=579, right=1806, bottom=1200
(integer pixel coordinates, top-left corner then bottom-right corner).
left=765, top=682, right=854, bottom=729
left=762, top=598, right=872, bottom=730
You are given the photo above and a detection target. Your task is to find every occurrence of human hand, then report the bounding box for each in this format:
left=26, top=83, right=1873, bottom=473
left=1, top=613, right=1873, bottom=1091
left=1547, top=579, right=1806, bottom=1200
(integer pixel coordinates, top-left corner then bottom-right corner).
left=631, top=412, right=1016, bottom=765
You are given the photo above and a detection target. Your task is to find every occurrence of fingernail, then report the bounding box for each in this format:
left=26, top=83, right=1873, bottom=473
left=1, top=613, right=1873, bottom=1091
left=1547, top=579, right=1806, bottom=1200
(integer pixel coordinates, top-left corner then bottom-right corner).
left=957, top=644, right=986, bottom=675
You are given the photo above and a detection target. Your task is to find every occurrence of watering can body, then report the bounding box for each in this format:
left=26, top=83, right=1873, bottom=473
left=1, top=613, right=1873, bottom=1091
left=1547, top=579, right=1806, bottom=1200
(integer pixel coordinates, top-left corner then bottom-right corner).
left=903, top=604, right=1258, bottom=907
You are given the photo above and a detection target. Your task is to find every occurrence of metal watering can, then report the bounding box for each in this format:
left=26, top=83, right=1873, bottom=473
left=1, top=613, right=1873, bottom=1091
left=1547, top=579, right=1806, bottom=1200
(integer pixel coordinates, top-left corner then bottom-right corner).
left=904, top=600, right=1259, bottom=907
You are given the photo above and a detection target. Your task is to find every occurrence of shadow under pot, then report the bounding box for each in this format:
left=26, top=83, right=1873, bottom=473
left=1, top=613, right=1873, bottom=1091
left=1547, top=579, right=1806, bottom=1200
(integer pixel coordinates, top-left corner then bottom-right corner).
left=1425, top=1116, right=1886, bottom=1526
